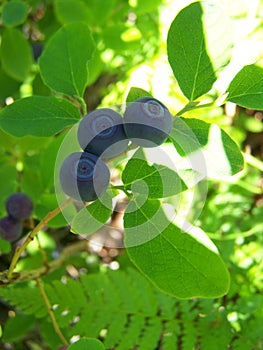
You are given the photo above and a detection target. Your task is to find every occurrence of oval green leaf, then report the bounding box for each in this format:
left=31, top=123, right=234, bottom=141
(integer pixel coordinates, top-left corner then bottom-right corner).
left=170, top=117, right=244, bottom=179
left=2, top=0, right=29, bottom=27
left=0, top=28, right=33, bottom=82
left=167, top=2, right=233, bottom=101
left=125, top=204, right=230, bottom=299
left=227, top=64, right=263, bottom=109
left=39, top=22, right=95, bottom=97
left=0, top=96, right=80, bottom=137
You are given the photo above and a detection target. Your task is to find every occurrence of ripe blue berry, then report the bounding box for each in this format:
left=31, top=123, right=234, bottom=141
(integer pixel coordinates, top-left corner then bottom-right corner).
left=0, top=216, right=23, bottom=242
left=59, top=152, right=110, bottom=202
left=77, top=108, right=129, bottom=159
left=6, top=193, right=33, bottom=220
left=123, top=97, right=172, bottom=147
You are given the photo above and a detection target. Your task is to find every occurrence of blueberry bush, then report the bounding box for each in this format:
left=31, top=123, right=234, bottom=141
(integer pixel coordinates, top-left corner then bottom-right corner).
left=0, top=0, right=263, bottom=349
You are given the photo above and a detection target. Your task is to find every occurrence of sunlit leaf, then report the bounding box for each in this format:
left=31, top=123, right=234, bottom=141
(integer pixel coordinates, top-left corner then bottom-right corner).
left=167, top=2, right=233, bottom=100
left=227, top=64, right=263, bottom=109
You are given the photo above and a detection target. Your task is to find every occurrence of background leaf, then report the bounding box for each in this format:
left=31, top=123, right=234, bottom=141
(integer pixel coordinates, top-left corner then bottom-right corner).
left=170, top=117, right=244, bottom=179
left=0, top=157, right=17, bottom=214
left=34, top=194, right=74, bottom=228
left=126, top=87, right=152, bottom=103
left=0, top=27, right=33, bottom=82
left=0, top=65, right=21, bottom=103
left=2, top=0, right=29, bottom=27
left=167, top=2, right=233, bottom=100
left=0, top=96, right=80, bottom=137
left=227, top=64, right=263, bottom=109
left=124, top=204, right=230, bottom=298
left=0, top=237, right=11, bottom=254
left=54, top=0, right=90, bottom=24
left=39, top=22, right=95, bottom=97
left=68, top=338, right=105, bottom=350
left=2, top=314, right=35, bottom=342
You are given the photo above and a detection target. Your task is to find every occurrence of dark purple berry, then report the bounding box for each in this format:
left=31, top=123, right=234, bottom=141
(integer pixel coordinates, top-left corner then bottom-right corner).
left=0, top=216, right=23, bottom=242
left=77, top=108, right=129, bottom=159
left=59, top=152, right=110, bottom=202
left=123, top=97, right=172, bottom=147
left=31, top=42, right=43, bottom=61
left=6, top=193, right=33, bottom=220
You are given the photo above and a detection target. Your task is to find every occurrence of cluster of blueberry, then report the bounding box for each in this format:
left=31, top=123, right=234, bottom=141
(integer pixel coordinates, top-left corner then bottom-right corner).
left=60, top=97, right=172, bottom=202
left=0, top=193, right=33, bottom=242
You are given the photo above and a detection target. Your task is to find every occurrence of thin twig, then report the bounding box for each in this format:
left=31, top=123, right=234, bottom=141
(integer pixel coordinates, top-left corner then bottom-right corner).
left=0, top=240, right=88, bottom=285
left=7, top=198, right=73, bottom=280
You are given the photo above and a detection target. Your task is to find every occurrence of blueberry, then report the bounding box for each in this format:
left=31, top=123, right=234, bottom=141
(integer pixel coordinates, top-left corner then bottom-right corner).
left=77, top=108, right=129, bottom=159
left=59, top=152, right=110, bottom=202
left=0, top=216, right=23, bottom=242
left=31, top=42, right=43, bottom=61
left=123, top=97, right=172, bottom=147
left=6, top=193, right=33, bottom=220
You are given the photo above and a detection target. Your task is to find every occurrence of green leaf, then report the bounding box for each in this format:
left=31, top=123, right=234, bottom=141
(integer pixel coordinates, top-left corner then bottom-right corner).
left=126, top=87, right=152, bottom=103
left=20, top=154, right=45, bottom=202
left=0, top=96, right=80, bottom=137
left=68, top=338, right=105, bottom=350
left=170, top=117, right=244, bottom=179
left=0, top=159, right=17, bottom=213
left=39, top=22, right=95, bottom=97
left=122, top=157, right=187, bottom=198
left=35, top=194, right=76, bottom=228
left=0, top=237, right=11, bottom=254
left=131, top=0, right=163, bottom=15
left=227, top=64, right=263, bottom=109
left=86, top=50, right=104, bottom=86
left=0, top=28, right=33, bottom=82
left=2, top=314, right=35, bottom=342
left=167, top=2, right=233, bottom=100
left=54, top=0, right=90, bottom=24
left=124, top=205, right=230, bottom=298
left=81, top=0, right=116, bottom=26
left=32, top=73, right=51, bottom=96
left=71, top=191, right=113, bottom=234
left=2, top=0, right=29, bottom=27
left=102, top=24, right=129, bottom=52
left=40, top=134, right=65, bottom=191
left=0, top=65, right=21, bottom=103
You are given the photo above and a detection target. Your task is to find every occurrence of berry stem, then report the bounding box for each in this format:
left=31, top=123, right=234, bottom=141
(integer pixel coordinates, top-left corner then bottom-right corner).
left=110, top=184, right=132, bottom=198
left=7, top=197, right=73, bottom=280
left=36, top=235, right=49, bottom=270
left=36, top=278, right=69, bottom=346
left=243, top=152, right=263, bottom=172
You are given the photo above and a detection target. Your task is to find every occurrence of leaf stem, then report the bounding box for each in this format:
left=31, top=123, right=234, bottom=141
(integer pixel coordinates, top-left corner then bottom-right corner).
left=243, top=152, right=263, bottom=172
left=36, top=278, right=69, bottom=346
left=7, top=198, right=73, bottom=280
left=110, top=184, right=132, bottom=198
left=207, top=223, right=263, bottom=240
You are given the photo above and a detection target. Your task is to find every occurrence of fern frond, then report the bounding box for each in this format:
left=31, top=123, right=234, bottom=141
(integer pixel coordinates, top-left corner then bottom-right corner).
left=0, top=267, right=240, bottom=350
left=0, top=282, right=47, bottom=318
